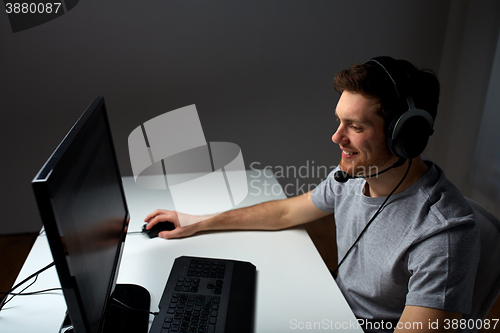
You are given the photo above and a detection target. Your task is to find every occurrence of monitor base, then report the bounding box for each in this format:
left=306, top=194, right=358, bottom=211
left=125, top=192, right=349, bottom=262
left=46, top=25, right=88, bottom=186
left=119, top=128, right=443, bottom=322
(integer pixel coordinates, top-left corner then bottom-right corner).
left=60, top=284, right=151, bottom=333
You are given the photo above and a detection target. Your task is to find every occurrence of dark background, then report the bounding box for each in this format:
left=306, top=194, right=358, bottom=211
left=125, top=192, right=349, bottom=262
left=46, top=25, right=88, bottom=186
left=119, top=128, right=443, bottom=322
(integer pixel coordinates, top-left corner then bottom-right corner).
left=1, top=0, right=499, bottom=233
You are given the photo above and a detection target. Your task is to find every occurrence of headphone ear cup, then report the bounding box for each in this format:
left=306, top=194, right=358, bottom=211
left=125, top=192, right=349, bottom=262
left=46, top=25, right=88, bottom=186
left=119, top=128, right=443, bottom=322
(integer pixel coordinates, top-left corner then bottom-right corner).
left=388, top=112, right=433, bottom=159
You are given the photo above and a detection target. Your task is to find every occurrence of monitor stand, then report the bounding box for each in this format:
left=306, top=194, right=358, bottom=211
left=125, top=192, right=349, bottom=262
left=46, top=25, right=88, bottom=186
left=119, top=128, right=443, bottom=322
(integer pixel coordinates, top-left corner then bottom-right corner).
left=59, top=284, right=150, bottom=333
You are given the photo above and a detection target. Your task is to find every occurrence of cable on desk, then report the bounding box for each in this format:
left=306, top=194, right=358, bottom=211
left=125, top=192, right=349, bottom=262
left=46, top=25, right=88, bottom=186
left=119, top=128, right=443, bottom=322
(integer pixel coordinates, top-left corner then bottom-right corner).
left=0, top=261, right=56, bottom=311
left=8, top=287, right=62, bottom=296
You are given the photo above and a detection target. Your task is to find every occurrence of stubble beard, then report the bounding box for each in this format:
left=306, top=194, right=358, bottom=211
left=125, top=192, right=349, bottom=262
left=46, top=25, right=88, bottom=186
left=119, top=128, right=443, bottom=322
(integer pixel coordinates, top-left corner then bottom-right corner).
left=339, top=150, right=393, bottom=178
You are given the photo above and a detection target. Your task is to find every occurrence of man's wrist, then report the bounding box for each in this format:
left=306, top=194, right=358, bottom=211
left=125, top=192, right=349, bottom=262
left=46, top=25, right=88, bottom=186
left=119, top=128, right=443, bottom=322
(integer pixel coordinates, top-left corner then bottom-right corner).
left=192, top=216, right=212, bottom=234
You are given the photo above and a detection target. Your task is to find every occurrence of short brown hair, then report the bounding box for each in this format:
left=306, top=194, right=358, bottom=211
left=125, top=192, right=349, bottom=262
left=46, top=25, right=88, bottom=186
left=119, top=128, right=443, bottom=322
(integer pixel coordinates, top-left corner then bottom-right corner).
left=333, top=59, right=440, bottom=129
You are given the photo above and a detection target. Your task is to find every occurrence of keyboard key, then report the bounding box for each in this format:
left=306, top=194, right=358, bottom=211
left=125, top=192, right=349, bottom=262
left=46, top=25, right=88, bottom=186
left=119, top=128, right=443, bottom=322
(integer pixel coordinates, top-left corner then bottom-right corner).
left=203, top=296, right=212, bottom=308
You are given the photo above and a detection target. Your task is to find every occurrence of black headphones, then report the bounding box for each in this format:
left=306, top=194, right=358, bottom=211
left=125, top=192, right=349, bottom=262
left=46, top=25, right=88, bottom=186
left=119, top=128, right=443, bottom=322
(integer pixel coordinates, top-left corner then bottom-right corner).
left=367, top=56, right=434, bottom=160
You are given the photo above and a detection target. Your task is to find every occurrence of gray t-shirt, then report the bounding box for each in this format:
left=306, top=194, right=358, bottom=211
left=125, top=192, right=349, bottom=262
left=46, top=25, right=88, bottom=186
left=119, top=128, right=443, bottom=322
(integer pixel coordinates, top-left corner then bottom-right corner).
left=312, top=160, right=480, bottom=332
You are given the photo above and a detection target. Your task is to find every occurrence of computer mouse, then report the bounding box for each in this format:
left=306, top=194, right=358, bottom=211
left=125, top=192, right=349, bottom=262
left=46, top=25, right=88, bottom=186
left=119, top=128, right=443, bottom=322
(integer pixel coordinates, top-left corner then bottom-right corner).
left=142, top=222, right=175, bottom=238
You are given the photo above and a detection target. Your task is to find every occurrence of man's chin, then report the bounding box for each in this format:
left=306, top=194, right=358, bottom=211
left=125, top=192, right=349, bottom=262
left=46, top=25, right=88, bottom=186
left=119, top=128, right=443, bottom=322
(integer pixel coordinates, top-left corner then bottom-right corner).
left=339, top=161, right=377, bottom=178
left=339, top=161, right=356, bottom=176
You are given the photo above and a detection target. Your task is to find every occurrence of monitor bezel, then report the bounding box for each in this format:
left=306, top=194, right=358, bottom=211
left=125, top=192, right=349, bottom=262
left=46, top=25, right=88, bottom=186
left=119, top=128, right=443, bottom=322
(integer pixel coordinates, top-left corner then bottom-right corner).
left=31, top=96, right=129, bottom=333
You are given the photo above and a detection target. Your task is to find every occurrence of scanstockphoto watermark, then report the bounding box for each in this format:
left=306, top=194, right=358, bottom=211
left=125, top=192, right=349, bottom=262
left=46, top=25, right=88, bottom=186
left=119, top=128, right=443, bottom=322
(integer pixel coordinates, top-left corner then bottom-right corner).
left=290, top=318, right=425, bottom=331
left=248, top=161, right=380, bottom=197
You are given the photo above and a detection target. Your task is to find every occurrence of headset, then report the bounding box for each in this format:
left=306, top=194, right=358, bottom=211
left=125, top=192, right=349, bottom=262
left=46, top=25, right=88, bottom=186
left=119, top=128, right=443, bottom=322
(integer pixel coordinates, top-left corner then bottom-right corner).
left=367, top=56, right=435, bottom=160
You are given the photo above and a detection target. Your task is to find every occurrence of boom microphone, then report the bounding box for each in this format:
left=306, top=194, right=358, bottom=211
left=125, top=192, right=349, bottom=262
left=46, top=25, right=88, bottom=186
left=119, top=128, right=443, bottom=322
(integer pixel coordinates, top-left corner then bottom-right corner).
left=334, top=158, right=406, bottom=183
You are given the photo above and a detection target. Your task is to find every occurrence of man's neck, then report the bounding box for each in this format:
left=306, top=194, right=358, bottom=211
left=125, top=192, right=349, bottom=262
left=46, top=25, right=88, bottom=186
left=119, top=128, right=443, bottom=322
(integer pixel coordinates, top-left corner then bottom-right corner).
left=364, top=157, right=429, bottom=198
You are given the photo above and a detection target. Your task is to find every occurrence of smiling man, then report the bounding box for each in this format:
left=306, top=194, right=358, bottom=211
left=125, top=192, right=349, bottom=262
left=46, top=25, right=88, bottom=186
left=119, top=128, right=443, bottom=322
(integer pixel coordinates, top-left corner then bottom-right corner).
left=145, top=57, right=480, bottom=332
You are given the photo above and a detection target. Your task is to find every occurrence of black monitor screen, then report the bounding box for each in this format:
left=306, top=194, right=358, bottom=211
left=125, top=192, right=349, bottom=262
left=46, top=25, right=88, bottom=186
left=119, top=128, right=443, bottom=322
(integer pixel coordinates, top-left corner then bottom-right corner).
left=32, top=97, right=128, bottom=333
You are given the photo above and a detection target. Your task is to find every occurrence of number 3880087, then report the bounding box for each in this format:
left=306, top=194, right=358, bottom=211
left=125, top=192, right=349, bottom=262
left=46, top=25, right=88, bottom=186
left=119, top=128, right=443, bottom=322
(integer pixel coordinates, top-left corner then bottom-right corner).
left=5, top=3, right=62, bottom=14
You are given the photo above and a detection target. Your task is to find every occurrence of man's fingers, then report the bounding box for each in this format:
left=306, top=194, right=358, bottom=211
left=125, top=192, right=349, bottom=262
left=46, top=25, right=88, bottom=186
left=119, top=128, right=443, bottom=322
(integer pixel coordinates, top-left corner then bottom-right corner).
left=144, top=210, right=161, bottom=222
left=144, top=210, right=178, bottom=230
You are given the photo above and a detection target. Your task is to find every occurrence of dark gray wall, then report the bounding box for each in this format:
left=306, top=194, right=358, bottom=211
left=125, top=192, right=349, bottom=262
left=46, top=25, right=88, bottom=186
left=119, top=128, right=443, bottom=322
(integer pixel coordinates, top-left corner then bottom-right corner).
left=429, top=0, right=500, bottom=218
left=1, top=0, right=454, bottom=233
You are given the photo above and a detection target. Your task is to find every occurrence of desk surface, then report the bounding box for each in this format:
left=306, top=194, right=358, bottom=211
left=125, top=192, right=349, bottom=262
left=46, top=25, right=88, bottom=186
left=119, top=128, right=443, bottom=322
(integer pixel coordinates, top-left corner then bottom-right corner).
left=0, top=170, right=362, bottom=332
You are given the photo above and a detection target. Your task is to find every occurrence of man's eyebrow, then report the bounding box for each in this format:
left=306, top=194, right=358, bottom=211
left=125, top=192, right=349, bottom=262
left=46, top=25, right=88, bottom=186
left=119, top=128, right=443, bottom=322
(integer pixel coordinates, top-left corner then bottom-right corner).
left=334, top=110, right=371, bottom=125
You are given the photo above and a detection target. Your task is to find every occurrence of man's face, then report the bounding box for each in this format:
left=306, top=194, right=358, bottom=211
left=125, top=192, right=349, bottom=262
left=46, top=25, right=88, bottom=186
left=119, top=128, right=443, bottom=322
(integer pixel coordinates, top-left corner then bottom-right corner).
left=332, top=90, right=396, bottom=176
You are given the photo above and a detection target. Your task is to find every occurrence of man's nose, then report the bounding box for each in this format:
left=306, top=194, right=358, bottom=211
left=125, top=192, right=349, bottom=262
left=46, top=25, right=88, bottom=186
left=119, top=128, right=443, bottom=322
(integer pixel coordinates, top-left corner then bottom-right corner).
left=332, top=125, right=348, bottom=145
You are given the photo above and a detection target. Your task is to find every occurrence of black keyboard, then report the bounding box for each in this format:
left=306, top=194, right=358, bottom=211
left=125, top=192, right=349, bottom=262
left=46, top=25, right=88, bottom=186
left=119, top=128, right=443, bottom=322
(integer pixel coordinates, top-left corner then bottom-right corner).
left=149, top=256, right=256, bottom=333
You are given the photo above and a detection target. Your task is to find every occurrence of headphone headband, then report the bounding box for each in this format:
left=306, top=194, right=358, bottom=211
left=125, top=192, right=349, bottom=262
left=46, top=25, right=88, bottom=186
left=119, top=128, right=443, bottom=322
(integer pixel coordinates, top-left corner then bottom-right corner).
left=367, top=56, right=412, bottom=100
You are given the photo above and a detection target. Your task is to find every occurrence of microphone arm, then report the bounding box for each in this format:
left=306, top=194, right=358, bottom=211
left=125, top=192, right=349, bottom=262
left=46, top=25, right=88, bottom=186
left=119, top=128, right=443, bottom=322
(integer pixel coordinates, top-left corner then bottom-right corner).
left=334, top=157, right=406, bottom=183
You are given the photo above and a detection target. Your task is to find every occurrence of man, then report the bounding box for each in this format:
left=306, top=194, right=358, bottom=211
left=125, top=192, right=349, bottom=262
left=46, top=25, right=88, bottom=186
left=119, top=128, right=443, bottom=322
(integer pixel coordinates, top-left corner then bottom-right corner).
left=145, top=57, right=480, bottom=332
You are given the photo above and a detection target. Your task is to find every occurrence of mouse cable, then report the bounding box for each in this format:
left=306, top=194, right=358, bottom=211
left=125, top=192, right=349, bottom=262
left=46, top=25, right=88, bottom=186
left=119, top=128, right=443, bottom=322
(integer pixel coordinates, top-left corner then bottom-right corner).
left=331, top=159, right=413, bottom=278
left=112, top=298, right=159, bottom=316
left=0, top=261, right=55, bottom=311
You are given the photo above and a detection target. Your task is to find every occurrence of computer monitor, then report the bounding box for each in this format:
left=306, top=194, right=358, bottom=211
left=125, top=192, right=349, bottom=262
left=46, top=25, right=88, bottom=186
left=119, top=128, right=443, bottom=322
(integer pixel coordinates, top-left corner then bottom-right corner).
left=32, top=97, right=148, bottom=333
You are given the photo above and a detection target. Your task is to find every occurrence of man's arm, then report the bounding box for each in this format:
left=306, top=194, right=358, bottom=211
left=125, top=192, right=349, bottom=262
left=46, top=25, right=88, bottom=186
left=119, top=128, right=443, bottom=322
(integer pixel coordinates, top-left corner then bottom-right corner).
left=144, top=190, right=331, bottom=239
left=395, top=305, right=462, bottom=332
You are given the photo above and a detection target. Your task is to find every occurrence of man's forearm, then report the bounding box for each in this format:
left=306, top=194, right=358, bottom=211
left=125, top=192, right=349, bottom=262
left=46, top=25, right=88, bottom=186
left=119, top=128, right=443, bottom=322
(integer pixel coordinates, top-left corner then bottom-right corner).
left=193, top=199, right=290, bottom=234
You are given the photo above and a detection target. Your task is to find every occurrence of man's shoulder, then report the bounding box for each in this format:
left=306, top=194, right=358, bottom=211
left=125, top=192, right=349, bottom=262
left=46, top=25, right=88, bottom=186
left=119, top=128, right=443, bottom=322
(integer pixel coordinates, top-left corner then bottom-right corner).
left=400, top=161, right=477, bottom=251
left=420, top=160, right=474, bottom=224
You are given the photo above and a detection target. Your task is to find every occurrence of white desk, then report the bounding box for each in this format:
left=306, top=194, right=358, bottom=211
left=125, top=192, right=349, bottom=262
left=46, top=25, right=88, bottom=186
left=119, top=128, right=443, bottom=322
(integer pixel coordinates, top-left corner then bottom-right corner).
left=0, top=170, right=362, bottom=332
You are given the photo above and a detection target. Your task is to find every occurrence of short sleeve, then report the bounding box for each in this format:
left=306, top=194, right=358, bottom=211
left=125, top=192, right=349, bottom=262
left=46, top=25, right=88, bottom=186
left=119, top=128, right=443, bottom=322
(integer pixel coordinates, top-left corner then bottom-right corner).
left=311, top=169, right=337, bottom=212
left=405, top=223, right=480, bottom=314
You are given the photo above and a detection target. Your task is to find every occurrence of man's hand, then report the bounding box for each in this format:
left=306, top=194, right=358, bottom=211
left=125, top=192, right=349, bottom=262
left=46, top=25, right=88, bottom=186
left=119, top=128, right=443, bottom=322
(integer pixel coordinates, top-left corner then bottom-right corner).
left=144, top=210, right=209, bottom=239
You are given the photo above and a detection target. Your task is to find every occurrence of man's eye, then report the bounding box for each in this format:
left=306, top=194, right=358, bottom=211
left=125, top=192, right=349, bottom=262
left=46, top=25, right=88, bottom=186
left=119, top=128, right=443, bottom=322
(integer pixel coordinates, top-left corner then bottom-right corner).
left=350, top=125, right=361, bottom=130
